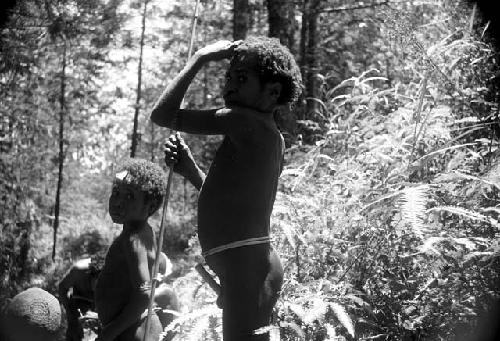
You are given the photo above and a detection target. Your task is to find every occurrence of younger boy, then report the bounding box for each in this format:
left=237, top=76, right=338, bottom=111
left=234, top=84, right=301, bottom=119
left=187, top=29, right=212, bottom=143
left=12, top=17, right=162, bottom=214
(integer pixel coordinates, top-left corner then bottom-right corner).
left=59, top=251, right=176, bottom=341
left=94, top=158, right=168, bottom=341
left=152, top=36, right=302, bottom=340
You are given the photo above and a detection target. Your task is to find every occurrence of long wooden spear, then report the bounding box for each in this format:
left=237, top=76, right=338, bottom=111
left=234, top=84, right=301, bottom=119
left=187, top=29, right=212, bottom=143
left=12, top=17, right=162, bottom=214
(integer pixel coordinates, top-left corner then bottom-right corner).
left=142, top=1, right=200, bottom=340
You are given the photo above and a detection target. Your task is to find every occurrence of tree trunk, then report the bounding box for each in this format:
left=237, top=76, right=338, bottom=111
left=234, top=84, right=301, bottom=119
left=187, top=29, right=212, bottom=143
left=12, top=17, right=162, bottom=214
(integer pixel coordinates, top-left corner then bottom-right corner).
left=17, top=220, right=32, bottom=278
left=299, top=0, right=308, bottom=85
left=233, top=0, right=249, bottom=40
left=267, top=0, right=297, bottom=52
left=52, top=40, right=67, bottom=260
left=131, top=0, right=148, bottom=158
left=267, top=0, right=299, bottom=143
left=149, top=120, right=155, bottom=162
left=305, top=0, right=321, bottom=119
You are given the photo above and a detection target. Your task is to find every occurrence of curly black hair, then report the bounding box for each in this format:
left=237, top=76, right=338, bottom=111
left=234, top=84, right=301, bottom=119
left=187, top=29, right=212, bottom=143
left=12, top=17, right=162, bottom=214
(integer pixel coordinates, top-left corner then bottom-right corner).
left=88, top=249, right=107, bottom=275
left=233, top=36, right=303, bottom=105
left=114, top=158, right=167, bottom=216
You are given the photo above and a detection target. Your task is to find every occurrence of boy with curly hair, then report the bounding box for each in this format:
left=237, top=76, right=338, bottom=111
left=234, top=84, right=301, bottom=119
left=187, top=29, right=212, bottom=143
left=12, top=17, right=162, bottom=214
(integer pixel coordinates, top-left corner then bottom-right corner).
left=94, top=158, right=168, bottom=341
left=58, top=251, right=177, bottom=341
left=151, top=36, right=302, bottom=340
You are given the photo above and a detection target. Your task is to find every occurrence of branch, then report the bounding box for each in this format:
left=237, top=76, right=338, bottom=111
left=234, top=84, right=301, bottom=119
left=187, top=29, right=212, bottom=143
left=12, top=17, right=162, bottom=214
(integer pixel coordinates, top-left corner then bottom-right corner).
left=320, top=1, right=389, bottom=13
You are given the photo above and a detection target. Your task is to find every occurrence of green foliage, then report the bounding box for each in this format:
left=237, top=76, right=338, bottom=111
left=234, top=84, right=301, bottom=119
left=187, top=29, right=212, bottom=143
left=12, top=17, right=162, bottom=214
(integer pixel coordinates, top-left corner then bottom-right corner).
left=268, top=2, right=500, bottom=339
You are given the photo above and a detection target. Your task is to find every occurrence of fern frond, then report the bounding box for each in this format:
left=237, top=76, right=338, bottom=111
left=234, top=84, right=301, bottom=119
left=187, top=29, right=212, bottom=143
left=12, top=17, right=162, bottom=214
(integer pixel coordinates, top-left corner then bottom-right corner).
left=485, top=163, right=500, bottom=188
left=303, top=297, right=328, bottom=324
left=325, top=323, right=337, bottom=340
left=463, top=251, right=494, bottom=265
left=451, top=170, right=500, bottom=190
left=286, top=302, right=306, bottom=322
left=186, top=314, right=209, bottom=341
left=277, top=220, right=297, bottom=249
left=419, top=236, right=445, bottom=255
left=452, top=237, right=478, bottom=250
left=359, top=189, right=403, bottom=212
left=163, top=304, right=220, bottom=333
left=414, top=142, right=477, bottom=165
left=428, top=205, right=497, bottom=226
left=398, top=185, right=430, bottom=238
left=207, top=315, right=221, bottom=341
left=329, top=302, right=355, bottom=337
left=279, top=321, right=305, bottom=338
left=344, top=294, right=370, bottom=308
left=253, top=325, right=281, bottom=341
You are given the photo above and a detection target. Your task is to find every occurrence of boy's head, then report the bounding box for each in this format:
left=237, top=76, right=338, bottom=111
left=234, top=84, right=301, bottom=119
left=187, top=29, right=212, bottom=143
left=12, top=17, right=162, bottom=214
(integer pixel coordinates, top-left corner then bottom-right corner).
left=233, top=36, right=303, bottom=105
left=109, top=158, right=167, bottom=224
left=224, top=36, right=302, bottom=111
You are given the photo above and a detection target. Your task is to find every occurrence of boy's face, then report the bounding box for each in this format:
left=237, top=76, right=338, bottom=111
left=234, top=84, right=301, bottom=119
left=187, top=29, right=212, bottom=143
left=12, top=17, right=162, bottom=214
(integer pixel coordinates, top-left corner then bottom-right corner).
left=223, top=54, right=279, bottom=112
left=108, top=180, right=150, bottom=224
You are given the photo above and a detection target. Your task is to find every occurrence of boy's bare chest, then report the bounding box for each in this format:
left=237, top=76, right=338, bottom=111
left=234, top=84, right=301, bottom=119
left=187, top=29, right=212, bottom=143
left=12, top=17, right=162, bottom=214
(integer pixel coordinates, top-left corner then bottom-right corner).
left=202, top=137, right=281, bottom=199
left=99, top=240, right=129, bottom=283
left=212, top=137, right=272, bottom=169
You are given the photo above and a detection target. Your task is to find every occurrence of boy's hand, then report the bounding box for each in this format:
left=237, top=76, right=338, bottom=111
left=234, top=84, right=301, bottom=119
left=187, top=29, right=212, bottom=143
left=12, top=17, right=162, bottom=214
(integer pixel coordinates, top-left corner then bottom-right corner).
left=196, top=40, right=241, bottom=61
left=164, top=133, right=197, bottom=179
left=95, top=324, right=116, bottom=341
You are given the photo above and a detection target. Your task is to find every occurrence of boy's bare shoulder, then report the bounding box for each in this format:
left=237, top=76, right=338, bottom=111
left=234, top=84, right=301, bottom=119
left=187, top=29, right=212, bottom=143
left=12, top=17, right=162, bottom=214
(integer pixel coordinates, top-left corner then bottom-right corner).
left=121, top=227, right=154, bottom=253
left=222, top=106, right=280, bottom=137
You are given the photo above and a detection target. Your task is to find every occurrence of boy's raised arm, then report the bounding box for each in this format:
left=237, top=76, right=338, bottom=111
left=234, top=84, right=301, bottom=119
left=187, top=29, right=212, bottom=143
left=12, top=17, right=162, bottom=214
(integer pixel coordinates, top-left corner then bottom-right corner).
left=150, top=40, right=239, bottom=133
left=150, top=52, right=205, bottom=128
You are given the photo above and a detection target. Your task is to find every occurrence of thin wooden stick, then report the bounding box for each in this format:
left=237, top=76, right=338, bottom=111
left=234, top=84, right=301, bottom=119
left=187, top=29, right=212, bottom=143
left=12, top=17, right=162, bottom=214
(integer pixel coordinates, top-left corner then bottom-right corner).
left=142, top=1, right=200, bottom=340
left=195, top=263, right=221, bottom=295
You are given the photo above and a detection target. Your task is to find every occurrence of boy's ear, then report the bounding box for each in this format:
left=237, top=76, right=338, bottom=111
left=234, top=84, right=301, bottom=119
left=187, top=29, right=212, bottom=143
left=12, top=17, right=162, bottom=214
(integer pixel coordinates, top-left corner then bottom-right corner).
left=267, top=82, right=282, bottom=102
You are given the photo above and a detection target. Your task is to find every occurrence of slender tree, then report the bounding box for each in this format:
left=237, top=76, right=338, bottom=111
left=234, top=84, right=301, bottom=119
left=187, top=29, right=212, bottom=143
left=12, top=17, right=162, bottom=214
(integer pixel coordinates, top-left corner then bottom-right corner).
left=267, top=0, right=297, bottom=52
left=266, top=0, right=299, bottom=141
left=52, top=39, right=67, bottom=260
left=304, top=0, right=322, bottom=119
left=131, top=0, right=148, bottom=157
left=233, top=0, right=249, bottom=40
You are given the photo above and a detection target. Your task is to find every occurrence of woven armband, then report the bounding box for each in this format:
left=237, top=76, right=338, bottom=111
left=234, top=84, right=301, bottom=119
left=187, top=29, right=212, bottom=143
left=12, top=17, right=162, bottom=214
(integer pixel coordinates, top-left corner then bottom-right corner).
left=138, top=281, right=152, bottom=293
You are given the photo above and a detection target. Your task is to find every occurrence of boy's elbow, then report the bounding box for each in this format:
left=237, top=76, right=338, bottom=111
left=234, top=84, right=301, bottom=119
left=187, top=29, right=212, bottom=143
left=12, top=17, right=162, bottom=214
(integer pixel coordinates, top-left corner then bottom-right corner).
left=150, top=107, right=162, bottom=125
left=150, top=107, right=174, bottom=128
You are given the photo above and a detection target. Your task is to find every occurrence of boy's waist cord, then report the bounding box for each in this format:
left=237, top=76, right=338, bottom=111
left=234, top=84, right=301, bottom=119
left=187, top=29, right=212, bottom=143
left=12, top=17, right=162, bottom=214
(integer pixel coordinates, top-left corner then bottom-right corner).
left=195, top=236, right=272, bottom=295
left=201, top=236, right=272, bottom=257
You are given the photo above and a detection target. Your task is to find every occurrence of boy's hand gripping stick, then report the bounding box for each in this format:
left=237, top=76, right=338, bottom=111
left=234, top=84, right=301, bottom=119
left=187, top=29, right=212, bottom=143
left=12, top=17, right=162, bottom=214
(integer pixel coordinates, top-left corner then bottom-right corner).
left=142, top=1, right=200, bottom=340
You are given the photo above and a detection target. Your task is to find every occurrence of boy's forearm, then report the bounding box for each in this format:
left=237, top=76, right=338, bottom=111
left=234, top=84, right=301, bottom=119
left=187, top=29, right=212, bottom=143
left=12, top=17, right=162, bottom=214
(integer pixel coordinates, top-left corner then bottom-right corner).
left=185, top=165, right=206, bottom=191
left=151, top=52, right=206, bottom=127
